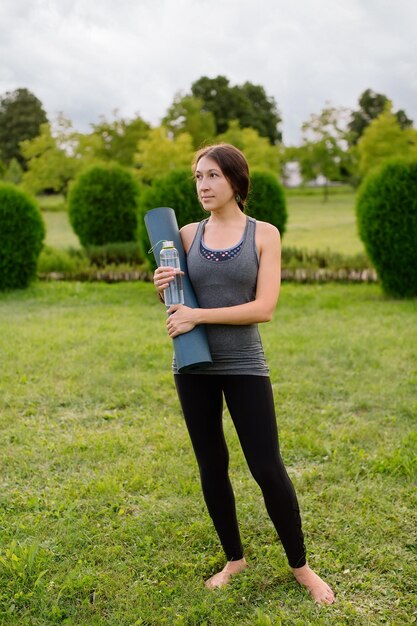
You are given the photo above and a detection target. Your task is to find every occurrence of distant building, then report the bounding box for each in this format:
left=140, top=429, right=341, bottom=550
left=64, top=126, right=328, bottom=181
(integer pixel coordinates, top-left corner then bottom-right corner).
left=283, top=161, right=302, bottom=187
left=283, top=161, right=342, bottom=188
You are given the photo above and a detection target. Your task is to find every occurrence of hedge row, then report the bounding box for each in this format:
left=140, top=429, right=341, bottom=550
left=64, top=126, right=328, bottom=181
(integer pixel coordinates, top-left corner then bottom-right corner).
left=38, top=267, right=378, bottom=284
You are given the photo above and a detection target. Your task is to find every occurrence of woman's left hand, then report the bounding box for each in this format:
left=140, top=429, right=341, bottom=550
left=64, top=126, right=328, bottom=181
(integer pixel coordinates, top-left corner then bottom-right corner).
left=166, top=305, right=198, bottom=338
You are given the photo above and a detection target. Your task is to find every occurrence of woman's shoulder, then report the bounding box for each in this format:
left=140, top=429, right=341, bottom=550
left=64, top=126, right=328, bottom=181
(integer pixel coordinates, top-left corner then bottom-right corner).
left=253, top=219, right=281, bottom=243
left=180, top=222, right=201, bottom=252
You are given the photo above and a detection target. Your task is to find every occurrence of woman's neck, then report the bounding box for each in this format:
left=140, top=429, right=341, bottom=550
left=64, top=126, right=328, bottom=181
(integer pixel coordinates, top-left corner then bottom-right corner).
left=207, top=204, right=246, bottom=226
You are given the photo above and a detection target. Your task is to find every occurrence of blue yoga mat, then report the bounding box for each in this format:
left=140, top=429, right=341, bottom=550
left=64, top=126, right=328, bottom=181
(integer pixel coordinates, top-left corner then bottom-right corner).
left=144, top=207, right=213, bottom=373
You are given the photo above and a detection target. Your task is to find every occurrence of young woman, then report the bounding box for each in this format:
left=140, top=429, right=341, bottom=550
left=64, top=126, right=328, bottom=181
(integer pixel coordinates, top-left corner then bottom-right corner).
left=153, top=144, right=335, bottom=604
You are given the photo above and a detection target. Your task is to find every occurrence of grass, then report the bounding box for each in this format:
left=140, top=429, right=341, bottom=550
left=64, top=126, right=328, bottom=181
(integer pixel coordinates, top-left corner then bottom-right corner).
left=0, top=281, right=416, bottom=625
left=37, top=195, right=67, bottom=213
left=43, top=212, right=80, bottom=250
left=284, top=190, right=363, bottom=255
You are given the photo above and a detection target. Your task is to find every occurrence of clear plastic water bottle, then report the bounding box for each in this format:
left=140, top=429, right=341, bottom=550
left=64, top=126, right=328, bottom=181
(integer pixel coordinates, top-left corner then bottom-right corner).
left=159, top=241, right=184, bottom=306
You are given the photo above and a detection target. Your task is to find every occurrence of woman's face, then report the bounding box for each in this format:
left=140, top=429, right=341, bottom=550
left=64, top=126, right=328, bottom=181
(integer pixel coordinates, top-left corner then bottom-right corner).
left=195, top=156, right=235, bottom=212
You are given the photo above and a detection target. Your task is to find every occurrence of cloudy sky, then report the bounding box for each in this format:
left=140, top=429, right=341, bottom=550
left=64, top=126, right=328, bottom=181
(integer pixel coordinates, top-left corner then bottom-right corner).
left=1, top=0, right=416, bottom=145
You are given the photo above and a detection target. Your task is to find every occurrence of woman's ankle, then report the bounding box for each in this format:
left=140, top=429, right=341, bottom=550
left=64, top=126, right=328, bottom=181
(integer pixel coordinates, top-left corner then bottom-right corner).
left=205, top=557, right=248, bottom=589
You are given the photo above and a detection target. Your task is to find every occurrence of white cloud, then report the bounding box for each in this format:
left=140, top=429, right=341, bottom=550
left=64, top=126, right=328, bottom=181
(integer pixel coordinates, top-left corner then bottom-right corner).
left=1, top=0, right=416, bottom=144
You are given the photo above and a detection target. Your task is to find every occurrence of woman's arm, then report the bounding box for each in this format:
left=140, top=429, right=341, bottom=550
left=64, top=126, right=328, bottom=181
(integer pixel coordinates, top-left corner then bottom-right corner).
left=166, top=222, right=281, bottom=338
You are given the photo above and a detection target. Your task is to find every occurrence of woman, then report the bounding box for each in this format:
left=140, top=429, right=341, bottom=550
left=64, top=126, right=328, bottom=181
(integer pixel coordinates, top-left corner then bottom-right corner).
left=153, top=144, right=334, bottom=604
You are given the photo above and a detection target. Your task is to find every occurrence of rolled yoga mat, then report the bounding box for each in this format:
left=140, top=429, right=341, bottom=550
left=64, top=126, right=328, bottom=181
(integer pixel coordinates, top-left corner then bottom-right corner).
left=144, top=207, right=213, bottom=373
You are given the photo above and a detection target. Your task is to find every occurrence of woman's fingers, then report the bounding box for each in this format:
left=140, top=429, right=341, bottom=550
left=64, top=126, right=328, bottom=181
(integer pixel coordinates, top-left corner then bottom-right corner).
left=154, top=266, right=175, bottom=290
left=154, top=268, right=185, bottom=294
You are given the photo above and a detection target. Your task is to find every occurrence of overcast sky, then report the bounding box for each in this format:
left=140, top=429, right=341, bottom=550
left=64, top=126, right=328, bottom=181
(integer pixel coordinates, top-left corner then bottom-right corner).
left=1, top=0, right=416, bottom=145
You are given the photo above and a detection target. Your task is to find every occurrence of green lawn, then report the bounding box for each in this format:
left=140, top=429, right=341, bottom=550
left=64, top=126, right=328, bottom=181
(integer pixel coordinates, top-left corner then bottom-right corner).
left=41, top=189, right=363, bottom=256
left=284, top=191, right=363, bottom=255
left=43, top=211, right=80, bottom=250
left=1, top=282, right=416, bottom=625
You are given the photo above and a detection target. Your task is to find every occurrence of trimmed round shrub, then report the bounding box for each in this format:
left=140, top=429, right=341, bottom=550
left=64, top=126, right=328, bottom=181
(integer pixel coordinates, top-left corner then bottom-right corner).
left=68, top=164, right=140, bottom=247
left=137, top=168, right=201, bottom=269
left=356, top=158, right=417, bottom=297
left=246, top=170, right=288, bottom=235
left=0, top=184, right=45, bottom=290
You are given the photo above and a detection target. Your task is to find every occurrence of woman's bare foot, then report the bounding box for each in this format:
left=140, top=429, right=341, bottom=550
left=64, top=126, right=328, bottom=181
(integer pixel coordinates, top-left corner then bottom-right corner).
left=291, top=564, right=335, bottom=604
left=205, top=557, right=248, bottom=589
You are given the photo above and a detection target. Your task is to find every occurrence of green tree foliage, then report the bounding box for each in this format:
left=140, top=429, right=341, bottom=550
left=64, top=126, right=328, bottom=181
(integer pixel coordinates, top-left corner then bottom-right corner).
left=191, top=76, right=282, bottom=144
left=0, top=183, right=45, bottom=290
left=162, top=94, right=216, bottom=149
left=20, top=122, right=75, bottom=195
left=357, top=103, right=417, bottom=177
left=21, top=117, right=103, bottom=196
left=0, top=88, right=47, bottom=168
left=3, top=158, right=23, bottom=184
left=91, top=112, right=150, bottom=166
left=348, top=88, right=413, bottom=145
left=137, top=168, right=201, bottom=269
left=134, top=127, right=194, bottom=184
left=356, top=159, right=417, bottom=297
left=239, top=82, right=282, bottom=144
left=246, top=170, right=287, bottom=235
left=218, top=121, right=282, bottom=174
left=297, top=106, right=353, bottom=197
left=68, top=164, right=140, bottom=247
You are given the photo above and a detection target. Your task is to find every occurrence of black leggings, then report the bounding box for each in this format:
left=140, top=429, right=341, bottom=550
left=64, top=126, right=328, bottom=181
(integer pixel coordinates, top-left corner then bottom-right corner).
left=174, top=374, right=307, bottom=568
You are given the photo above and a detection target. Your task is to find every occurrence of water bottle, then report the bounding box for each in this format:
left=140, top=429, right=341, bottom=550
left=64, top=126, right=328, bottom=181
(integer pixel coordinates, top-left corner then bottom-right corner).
left=159, top=241, right=184, bottom=306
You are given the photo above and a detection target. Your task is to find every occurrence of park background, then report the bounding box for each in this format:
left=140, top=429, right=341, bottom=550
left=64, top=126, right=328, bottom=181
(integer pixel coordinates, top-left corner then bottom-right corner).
left=1, top=1, right=417, bottom=624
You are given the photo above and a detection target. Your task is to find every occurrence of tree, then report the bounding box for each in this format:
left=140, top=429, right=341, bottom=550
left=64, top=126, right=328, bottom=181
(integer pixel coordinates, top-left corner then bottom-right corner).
left=21, top=116, right=103, bottom=195
left=357, top=102, right=417, bottom=177
left=91, top=112, right=150, bottom=166
left=134, top=127, right=194, bottom=184
left=240, top=82, right=282, bottom=144
left=191, top=76, right=282, bottom=144
left=3, top=158, right=23, bottom=185
left=297, top=106, right=353, bottom=198
left=0, top=88, right=47, bottom=167
left=348, top=88, right=413, bottom=145
left=218, top=121, right=282, bottom=174
left=162, top=94, right=216, bottom=149
left=68, top=164, right=140, bottom=247
left=356, top=158, right=417, bottom=297
left=20, top=122, right=74, bottom=195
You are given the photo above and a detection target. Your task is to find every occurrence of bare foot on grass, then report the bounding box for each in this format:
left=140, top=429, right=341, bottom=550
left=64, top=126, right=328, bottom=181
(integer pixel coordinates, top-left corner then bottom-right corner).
left=205, top=557, right=248, bottom=589
left=292, top=564, right=335, bottom=605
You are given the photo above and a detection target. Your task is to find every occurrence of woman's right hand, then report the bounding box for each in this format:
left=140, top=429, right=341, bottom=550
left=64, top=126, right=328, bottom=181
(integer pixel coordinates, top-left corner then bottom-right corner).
left=153, top=266, right=183, bottom=301
left=153, top=266, right=174, bottom=300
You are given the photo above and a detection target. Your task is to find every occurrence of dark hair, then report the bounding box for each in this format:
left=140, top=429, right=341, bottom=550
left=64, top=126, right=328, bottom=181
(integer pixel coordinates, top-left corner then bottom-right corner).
left=192, top=143, right=250, bottom=211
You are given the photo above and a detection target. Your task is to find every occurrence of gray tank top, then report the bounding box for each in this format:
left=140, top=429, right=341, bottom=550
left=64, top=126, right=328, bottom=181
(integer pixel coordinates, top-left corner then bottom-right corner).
left=173, top=216, right=269, bottom=376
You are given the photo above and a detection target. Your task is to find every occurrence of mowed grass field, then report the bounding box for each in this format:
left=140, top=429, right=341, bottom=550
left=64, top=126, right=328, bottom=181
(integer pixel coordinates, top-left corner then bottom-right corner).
left=42, top=189, right=365, bottom=256
left=1, top=281, right=416, bottom=625
left=284, top=191, right=363, bottom=255
left=43, top=212, right=80, bottom=250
